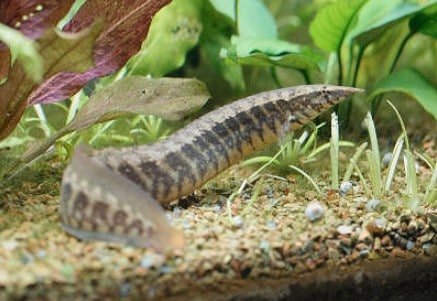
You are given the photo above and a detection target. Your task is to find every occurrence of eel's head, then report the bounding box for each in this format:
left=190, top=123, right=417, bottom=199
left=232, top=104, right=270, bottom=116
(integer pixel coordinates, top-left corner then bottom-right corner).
left=60, top=145, right=185, bottom=253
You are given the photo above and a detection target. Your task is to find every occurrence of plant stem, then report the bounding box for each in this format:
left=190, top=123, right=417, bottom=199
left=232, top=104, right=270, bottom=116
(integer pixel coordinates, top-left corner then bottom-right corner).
left=270, top=67, right=282, bottom=88
left=337, top=48, right=343, bottom=84
left=352, top=46, right=365, bottom=87
left=234, top=0, right=239, bottom=34
left=389, top=31, right=414, bottom=74
left=299, top=69, right=311, bottom=84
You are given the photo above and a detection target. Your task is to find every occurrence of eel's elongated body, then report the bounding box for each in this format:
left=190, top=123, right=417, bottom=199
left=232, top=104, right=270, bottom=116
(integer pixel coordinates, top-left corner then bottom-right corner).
left=60, top=85, right=362, bottom=251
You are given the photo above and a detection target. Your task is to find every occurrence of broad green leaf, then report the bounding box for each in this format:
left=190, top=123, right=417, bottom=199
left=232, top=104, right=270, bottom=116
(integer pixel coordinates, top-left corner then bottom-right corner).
left=369, top=68, right=437, bottom=120
left=127, top=0, right=203, bottom=76
left=20, top=77, right=210, bottom=163
left=309, top=0, right=367, bottom=52
left=208, top=0, right=235, bottom=21
left=238, top=0, right=277, bottom=38
left=0, top=22, right=102, bottom=141
left=201, top=2, right=245, bottom=91
left=223, top=37, right=323, bottom=70
left=409, top=3, right=437, bottom=38
left=0, top=24, right=43, bottom=82
left=208, top=0, right=276, bottom=38
left=348, top=0, right=436, bottom=47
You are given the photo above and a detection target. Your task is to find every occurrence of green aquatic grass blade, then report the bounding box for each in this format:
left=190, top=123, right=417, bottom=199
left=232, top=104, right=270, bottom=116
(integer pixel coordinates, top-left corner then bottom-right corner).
left=366, top=150, right=383, bottom=198
left=352, top=160, right=371, bottom=196
left=384, top=135, right=404, bottom=193
left=424, top=164, right=437, bottom=204
left=309, top=141, right=355, bottom=160
left=330, top=112, right=339, bottom=189
left=343, top=142, right=368, bottom=182
left=289, top=165, right=321, bottom=195
left=364, top=112, right=381, bottom=174
left=404, top=149, right=418, bottom=198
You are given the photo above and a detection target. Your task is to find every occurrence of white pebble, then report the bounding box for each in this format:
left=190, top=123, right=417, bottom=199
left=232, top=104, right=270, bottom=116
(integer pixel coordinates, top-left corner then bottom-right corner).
left=339, top=181, right=354, bottom=196
left=259, top=240, right=270, bottom=251
left=266, top=220, right=277, bottom=230
left=337, top=225, right=353, bottom=235
left=305, top=201, right=325, bottom=222
left=382, top=152, right=393, bottom=166
left=406, top=240, right=415, bottom=250
left=232, top=215, right=244, bottom=228
left=365, top=198, right=381, bottom=211
left=140, top=253, right=165, bottom=268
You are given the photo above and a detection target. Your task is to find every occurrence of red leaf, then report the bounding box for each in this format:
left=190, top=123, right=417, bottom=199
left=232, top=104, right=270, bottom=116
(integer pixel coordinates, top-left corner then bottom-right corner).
left=27, top=0, right=172, bottom=105
left=0, top=23, right=102, bottom=140
left=0, top=0, right=75, bottom=79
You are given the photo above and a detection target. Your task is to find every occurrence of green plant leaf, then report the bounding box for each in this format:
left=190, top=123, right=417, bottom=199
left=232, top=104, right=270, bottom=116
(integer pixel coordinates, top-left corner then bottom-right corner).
left=0, top=23, right=43, bottom=82
left=200, top=2, right=245, bottom=91
left=127, top=0, right=203, bottom=76
left=409, top=2, right=437, bottom=38
left=348, top=0, right=436, bottom=47
left=309, top=0, right=367, bottom=52
left=208, top=0, right=235, bottom=21
left=19, top=77, right=210, bottom=164
left=223, top=37, right=323, bottom=70
left=208, top=0, right=276, bottom=38
left=237, top=0, right=277, bottom=38
left=369, top=68, right=437, bottom=120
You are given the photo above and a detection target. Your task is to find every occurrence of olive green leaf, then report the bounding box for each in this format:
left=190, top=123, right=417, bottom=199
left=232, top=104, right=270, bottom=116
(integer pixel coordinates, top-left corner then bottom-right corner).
left=369, top=68, right=437, bottom=120
left=224, top=37, right=323, bottom=70
left=19, top=76, right=210, bottom=164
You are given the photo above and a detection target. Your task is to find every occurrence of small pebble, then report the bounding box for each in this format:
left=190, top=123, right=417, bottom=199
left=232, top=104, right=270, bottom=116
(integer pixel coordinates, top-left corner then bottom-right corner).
left=339, top=181, right=357, bottom=196
left=366, top=217, right=387, bottom=236
left=182, top=219, right=191, bottom=229
left=423, top=244, right=437, bottom=256
left=259, top=240, right=270, bottom=251
left=266, top=220, right=277, bottom=230
left=406, top=240, right=415, bottom=251
left=212, top=205, right=221, bottom=213
left=365, top=199, right=381, bottom=212
left=382, top=152, right=392, bottom=166
left=337, top=225, right=353, bottom=235
left=373, top=237, right=381, bottom=251
left=140, top=254, right=165, bottom=269
left=232, top=215, right=244, bottom=228
left=160, top=266, right=173, bottom=274
left=358, top=227, right=373, bottom=244
left=305, top=201, right=325, bottom=222
left=36, top=249, right=46, bottom=259
left=359, top=249, right=369, bottom=258
left=119, top=282, right=131, bottom=297
left=2, top=240, right=19, bottom=251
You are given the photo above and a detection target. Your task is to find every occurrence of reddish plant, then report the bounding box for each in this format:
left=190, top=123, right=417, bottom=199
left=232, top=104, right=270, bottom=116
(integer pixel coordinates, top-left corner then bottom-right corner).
left=0, top=0, right=172, bottom=140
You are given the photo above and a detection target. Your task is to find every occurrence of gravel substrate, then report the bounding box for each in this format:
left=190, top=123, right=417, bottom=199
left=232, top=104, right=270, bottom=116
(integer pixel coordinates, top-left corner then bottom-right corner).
left=0, top=158, right=436, bottom=300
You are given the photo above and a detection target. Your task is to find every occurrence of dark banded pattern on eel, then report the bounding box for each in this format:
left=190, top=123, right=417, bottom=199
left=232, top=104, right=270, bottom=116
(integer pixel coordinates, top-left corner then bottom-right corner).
left=60, top=85, right=363, bottom=252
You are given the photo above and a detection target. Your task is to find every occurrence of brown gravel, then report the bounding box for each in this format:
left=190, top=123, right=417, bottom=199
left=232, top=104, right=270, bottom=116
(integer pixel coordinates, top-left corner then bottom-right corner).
left=0, top=156, right=436, bottom=301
